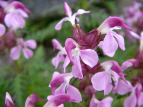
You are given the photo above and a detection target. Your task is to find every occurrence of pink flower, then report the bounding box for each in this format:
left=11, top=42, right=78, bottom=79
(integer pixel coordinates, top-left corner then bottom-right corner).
left=44, top=72, right=82, bottom=107
left=10, top=38, right=36, bottom=60
left=90, top=95, right=113, bottom=107
left=64, top=38, right=98, bottom=79
left=124, top=83, right=143, bottom=107
left=97, top=17, right=132, bottom=57
left=52, top=39, right=67, bottom=69
left=55, top=2, right=90, bottom=30
left=0, top=1, right=31, bottom=30
left=91, top=60, right=127, bottom=95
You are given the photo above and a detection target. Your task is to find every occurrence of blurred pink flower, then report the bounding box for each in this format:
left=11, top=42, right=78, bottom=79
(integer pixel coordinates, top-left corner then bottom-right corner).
left=10, top=38, right=36, bottom=60
left=0, top=23, right=5, bottom=36
left=5, top=92, right=15, bottom=107
left=0, top=1, right=31, bottom=30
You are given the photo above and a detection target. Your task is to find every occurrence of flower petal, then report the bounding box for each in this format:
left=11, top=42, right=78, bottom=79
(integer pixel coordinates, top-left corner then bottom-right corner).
left=55, top=17, right=69, bottom=30
left=102, top=32, right=118, bottom=56
left=5, top=13, right=25, bottom=29
left=99, top=97, right=113, bottom=107
left=73, top=9, right=90, bottom=17
left=0, top=24, right=5, bottom=36
left=124, top=93, right=137, bottom=107
left=65, top=38, right=76, bottom=64
left=80, top=49, right=98, bottom=67
left=5, top=92, right=15, bottom=107
left=64, top=2, right=72, bottom=16
left=10, top=46, right=21, bottom=60
left=24, top=40, right=37, bottom=49
left=72, top=56, right=83, bottom=79
left=52, top=52, right=65, bottom=69
left=97, top=17, right=131, bottom=34
left=112, top=31, right=125, bottom=50
left=63, top=56, right=70, bottom=73
left=52, top=39, right=63, bottom=51
left=22, top=48, right=33, bottom=59
left=25, top=94, right=43, bottom=107
left=91, top=71, right=108, bottom=91
left=66, top=84, right=82, bottom=103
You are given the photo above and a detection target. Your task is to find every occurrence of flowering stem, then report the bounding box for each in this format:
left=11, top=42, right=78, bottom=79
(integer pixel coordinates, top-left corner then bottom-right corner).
left=86, top=73, right=90, bottom=85
left=14, top=60, right=21, bottom=73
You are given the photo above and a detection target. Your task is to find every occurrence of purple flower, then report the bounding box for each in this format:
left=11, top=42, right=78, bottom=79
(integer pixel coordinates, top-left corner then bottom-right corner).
left=0, top=1, right=30, bottom=30
left=52, top=39, right=67, bottom=69
left=55, top=2, right=90, bottom=30
left=64, top=38, right=98, bottom=79
left=91, top=60, right=127, bottom=95
left=5, top=92, right=15, bottom=107
left=44, top=72, right=82, bottom=106
left=124, top=83, right=143, bottom=107
left=90, top=95, right=113, bottom=107
left=10, top=38, right=36, bottom=60
left=25, top=93, right=43, bottom=107
left=97, top=17, right=132, bottom=57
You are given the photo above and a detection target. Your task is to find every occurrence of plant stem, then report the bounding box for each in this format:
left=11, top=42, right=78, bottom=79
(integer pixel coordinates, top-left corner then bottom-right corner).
left=14, top=60, right=21, bottom=73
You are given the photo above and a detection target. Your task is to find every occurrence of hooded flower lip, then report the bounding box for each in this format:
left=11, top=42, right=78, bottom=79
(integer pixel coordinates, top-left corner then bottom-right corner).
left=64, top=38, right=99, bottom=79
left=55, top=2, right=90, bottom=30
left=10, top=38, right=36, bottom=60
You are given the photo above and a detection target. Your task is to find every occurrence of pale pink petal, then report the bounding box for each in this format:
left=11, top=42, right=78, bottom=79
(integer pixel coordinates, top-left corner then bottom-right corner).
left=124, top=93, right=137, bottom=107
left=24, top=40, right=36, bottom=49
left=63, top=56, right=70, bottom=72
left=65, top=38, right=76, bottom=64
left=91, top=71, right=108, bottom=91
left=10, top=46, right=21, bottom=60
left=0, top=1, right=8, bottom=8
left=121, top=59, right=138, bottom=70
left=64, top=2, right=72, bottom=16
left=72, top=56, right=83, bottom=79
left=102, top=32, right=118, bottom=56
left=5, top=13, right=25, bottom=29
left=129, top=31, right=141, bottom=40
left=5, top=92, right=14, bottom=105
left=89, top=95, right=99, bottom=107
left=55, top=83, right=67, bottom=95
left=66, top=84, right=82, bottom=103
left=25, top=93, right=43, bottom=107
left=52, top=52, right=65, bottom=69
left=80, top=49, right=98, bottom=68
left=112, top=31, right=125, bottom=50
left=114, top=80, right=133, bottom=95
left=99, top=97, right=113, bottom=107
left=22, top=48, right=33, bottom=59
left=44, top=94, right=70, bottom=107
left=104, top=77, right=113, bottom=95
left=52, top=39, right=63, bottom=50
left=55, top=17, right=69, bottom=30
left=0, top=24, right=5, bottom=36
left=73, top=9, right=90, bottom=17
left=138, top=92, right=143, bottom=106
left=16, top=9, right=28, bottom=18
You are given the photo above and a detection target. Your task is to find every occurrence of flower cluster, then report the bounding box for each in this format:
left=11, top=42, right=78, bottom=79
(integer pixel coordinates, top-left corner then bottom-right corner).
left=4, top=1, right=143, bottom=107
left=0, top=0, right=36, bottom=60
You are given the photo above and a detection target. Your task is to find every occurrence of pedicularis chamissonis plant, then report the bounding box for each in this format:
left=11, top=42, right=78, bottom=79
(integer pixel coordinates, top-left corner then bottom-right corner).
left=2, top=1, right=143, bottom=107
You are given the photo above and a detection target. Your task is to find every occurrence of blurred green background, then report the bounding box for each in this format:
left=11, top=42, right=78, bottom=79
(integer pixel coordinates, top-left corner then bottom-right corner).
left=0, top=0, right=140, bottom=106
